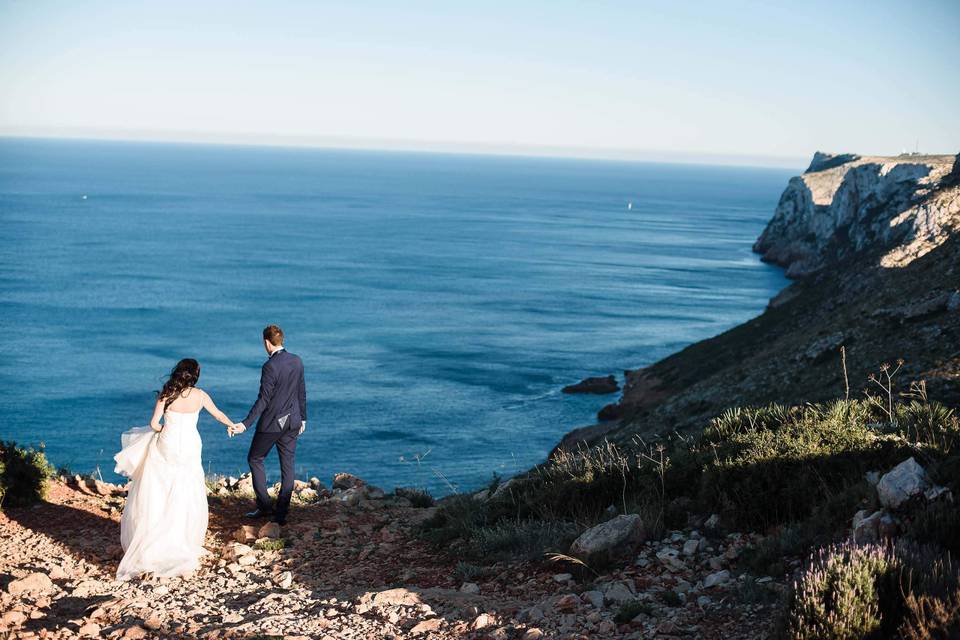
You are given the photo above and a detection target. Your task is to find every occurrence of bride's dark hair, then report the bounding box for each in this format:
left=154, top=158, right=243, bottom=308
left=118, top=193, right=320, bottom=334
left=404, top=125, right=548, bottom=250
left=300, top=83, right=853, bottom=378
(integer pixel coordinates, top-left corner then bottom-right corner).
left=158, top=358, right=201, bottom=407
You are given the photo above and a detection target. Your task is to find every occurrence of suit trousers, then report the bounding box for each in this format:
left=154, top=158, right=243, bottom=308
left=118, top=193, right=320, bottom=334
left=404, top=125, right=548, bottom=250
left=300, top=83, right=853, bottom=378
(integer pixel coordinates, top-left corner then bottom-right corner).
left=247, top=427, right=298, bottom=521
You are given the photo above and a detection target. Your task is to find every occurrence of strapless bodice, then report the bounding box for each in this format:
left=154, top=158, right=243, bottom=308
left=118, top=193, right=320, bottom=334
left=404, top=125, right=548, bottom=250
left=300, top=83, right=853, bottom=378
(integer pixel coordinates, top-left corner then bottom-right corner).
left=157, top=409, right=202, bottom=465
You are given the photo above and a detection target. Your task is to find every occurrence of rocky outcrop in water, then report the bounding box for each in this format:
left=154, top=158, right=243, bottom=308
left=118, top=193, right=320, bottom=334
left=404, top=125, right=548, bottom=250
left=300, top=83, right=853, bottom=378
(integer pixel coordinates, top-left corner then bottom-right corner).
left=562, top=375, right=620, bottom=395
left=753, top=152, right=960, bottom=277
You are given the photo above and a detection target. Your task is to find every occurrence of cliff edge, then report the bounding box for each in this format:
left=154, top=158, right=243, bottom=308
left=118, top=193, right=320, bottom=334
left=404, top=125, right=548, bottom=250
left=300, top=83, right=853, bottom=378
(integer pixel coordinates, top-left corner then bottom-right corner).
left=753, top=152, right=959, bottom=277
left=557, top=151, right=960, bottom=452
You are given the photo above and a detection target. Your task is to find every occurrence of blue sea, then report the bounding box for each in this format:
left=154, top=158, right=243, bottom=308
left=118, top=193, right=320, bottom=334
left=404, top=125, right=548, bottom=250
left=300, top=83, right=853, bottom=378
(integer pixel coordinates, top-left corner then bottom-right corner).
left=0, top=138, right=792, bottom=494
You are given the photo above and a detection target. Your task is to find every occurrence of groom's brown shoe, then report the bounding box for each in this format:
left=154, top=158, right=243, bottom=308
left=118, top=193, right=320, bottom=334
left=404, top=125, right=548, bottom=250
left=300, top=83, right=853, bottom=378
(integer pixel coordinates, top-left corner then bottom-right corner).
left=244, top=508, right=273, bottom=519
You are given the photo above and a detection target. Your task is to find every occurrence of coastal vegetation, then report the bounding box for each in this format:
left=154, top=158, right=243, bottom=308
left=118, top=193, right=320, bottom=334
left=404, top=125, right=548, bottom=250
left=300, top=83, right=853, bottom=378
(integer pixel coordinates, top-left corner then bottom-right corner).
left=0, top=440, right=55, bottom=509
left=420, top=379, right=960, bottom=638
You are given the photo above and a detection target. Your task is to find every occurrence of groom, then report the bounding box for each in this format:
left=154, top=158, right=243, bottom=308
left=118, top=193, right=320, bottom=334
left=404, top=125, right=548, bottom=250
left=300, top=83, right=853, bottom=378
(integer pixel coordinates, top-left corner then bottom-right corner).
left=232, top=324, right=307, bottom=526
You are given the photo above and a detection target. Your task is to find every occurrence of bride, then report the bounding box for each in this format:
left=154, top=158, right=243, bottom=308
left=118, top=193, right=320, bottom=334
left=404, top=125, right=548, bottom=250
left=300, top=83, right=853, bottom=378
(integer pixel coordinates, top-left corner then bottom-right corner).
left=113, top=358, right=236, bottom=581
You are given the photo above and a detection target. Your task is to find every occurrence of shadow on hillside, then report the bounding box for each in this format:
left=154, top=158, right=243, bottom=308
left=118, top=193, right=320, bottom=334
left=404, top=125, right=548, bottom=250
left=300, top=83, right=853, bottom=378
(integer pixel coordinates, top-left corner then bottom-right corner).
left=3, top=497, right=120, bottom=574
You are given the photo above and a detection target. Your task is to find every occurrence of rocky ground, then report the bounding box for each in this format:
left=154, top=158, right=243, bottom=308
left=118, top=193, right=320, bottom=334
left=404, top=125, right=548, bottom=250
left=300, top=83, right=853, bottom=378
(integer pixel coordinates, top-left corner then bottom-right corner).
left=1, top=475, right=783, bottom=639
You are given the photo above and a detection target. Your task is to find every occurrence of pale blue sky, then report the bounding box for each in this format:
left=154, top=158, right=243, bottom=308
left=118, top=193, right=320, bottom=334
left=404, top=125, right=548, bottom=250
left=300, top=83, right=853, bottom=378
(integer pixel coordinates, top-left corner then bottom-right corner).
left=1, top=1, right=957, bottom=166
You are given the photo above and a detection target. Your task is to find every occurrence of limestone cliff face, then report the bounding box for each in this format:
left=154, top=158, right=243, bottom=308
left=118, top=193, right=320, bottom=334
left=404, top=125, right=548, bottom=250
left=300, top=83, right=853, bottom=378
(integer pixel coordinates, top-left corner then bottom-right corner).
left=753, top=152, right=960, bottom=277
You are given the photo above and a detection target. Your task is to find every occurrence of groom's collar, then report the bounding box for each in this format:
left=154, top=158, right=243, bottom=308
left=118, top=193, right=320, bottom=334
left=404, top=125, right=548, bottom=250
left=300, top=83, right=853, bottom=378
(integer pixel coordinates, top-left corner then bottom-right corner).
left=269, top=346, right=285, bottom=357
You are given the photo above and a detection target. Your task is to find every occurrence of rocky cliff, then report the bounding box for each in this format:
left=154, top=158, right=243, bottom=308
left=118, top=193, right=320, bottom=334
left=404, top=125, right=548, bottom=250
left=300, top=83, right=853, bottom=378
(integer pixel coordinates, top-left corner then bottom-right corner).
left=753, top=152, right=959, bottom=277
left=558, top=151, right=960, bottom=452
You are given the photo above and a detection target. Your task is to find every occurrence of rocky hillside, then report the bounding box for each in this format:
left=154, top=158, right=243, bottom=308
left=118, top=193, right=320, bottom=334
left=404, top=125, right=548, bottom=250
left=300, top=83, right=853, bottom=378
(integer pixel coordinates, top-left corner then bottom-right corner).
left=754, top=152, right=958, bottom=278
left=559, top=152, right=960, bottom=451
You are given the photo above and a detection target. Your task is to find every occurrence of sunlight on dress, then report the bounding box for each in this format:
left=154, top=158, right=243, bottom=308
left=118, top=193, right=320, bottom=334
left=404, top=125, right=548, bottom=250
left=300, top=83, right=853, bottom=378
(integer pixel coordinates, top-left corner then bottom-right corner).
left=113, top=410, right=208, bottom=581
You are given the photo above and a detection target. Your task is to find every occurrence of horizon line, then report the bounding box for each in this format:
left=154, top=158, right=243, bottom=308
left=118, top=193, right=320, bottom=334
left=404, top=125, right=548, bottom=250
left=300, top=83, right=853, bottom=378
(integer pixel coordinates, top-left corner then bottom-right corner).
left=0, top=126, right=812, bottom=170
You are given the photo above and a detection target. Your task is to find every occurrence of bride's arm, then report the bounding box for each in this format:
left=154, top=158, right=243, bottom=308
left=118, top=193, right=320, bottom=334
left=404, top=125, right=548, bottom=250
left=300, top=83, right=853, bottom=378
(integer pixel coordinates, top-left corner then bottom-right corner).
left=201, top=391, right=235, bottom=429
left=149, top=398, right=165, bottom=432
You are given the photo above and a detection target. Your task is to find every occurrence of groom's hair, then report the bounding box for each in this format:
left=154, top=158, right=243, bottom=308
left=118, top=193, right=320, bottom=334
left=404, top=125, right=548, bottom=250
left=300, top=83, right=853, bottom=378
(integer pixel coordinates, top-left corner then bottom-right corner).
left=263, top=324, right=284, bottom=346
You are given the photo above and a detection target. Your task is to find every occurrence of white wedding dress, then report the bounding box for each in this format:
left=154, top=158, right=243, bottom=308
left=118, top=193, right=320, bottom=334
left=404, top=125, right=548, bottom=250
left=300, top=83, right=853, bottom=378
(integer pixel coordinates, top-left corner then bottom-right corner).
left=113, top=409, right=209, bottom=581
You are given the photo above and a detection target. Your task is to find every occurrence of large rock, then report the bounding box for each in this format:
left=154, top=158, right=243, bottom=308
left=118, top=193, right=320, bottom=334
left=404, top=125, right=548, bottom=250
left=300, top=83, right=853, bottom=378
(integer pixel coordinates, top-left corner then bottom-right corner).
left=235, top=473, right=254, bottom=495
left=362, top=588, right=422, bottom=607
left=569, top=514, right=644, bottom=563
left=702, top=570, right=731, bottom=588
left=223, top=543, right=253, bottom=562
left=562, top=375, right=619, bottom=395
left=297, top=487, right=319, bottom=502
left=877, top=457, right=929, bottom=509
left=7, top=572, right=54, bottom=596
left=332, top=473, right=366, bottom=490
left=234, top=525, right=258, bottom=543
left=600, top=580, right=635, bottom=605
left=852, top=509, right=883, bottom=543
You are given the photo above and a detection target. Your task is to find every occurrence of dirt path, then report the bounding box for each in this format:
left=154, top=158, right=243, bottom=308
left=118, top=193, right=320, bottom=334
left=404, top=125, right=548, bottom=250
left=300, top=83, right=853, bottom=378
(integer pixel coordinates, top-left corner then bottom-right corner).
left=0, top=480, right=777, bottom=639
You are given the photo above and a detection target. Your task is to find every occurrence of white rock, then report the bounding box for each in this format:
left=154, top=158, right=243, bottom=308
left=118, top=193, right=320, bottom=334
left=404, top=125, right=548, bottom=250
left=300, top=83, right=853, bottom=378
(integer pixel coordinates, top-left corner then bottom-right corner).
left=877, top=457, right=929, bottom=509
left=703, top=570, right=731, bottom=588
left=459, top=582, right=480, bottom=594
left=656, top=547, right=685, bottom=571
left=581, top=590, right=604, bottom=609
left=223, top=543, right=254, bottom=561
left=852, top=509, right=883, bottom=543
left=552, top=573, right=573, bottom=583
left=601, top=581, right=635, bottom=605
left=275, top=571, right=293, bottom=589
left=682, top=538, right=700, bottom=557
left=569, top=514, right=644, bottom=561
left=925, top=485, right=951, bottom=501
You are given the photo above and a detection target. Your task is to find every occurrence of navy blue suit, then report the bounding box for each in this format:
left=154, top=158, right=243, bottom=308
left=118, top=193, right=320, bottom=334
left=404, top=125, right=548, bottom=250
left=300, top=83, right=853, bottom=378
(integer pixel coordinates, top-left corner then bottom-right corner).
left=242, top=348, right=306, bottom=522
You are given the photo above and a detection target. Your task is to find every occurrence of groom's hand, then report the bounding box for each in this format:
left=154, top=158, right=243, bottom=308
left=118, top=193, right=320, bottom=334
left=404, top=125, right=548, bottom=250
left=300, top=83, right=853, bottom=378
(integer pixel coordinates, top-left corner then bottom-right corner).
left=231, top=422, right=246, bottom=436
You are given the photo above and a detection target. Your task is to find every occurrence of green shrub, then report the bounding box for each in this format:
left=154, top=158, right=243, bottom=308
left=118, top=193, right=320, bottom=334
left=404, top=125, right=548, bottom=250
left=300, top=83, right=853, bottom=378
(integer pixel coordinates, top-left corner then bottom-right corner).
left=743, top=477, right=877, bottom=577
left=787, top=542, right=898, bottom=640
left=0, top=441, right=55, bottom=509
left=896, top=401, right=960, bottom=453
left=786, top=541, right=959, bottom=640
left=901, top=588, right=960, bottom=640
left=467, top=520, right=577, bottom=561
left=903, top=501, right=960, bottom=556
left=453, top=561, right=488, bottom=582
left=395, top=487, right=436, bottom=508
left=421, top=398, right=958, bottom=570
left=700, top=401, right=911, bottom=529
left=254, top=538, right=287, bottom=551
left=419, top=494, right=489, bottom=546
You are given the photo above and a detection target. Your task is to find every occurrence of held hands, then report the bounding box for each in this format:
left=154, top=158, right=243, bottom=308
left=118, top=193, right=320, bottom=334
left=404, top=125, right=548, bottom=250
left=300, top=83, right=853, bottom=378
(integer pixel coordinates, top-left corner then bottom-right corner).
left=227, top=422, right=246, bottom=437
left=299, top=421, right=306, bottom=435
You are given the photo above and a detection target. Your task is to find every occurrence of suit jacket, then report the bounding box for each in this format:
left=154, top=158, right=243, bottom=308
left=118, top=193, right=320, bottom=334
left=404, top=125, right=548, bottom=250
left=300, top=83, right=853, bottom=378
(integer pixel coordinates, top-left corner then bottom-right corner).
left=242, top=349, right=307, bottom=434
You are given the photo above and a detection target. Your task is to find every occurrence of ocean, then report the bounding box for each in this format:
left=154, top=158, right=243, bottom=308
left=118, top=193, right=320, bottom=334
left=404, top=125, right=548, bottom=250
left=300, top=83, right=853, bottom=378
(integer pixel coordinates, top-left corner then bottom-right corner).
left=0, top=138, right=792, bottom=494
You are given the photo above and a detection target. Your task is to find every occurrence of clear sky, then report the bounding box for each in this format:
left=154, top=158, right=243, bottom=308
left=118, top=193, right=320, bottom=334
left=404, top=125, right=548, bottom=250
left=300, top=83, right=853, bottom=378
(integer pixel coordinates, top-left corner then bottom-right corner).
left=1, top=0, right=957, bottom=166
